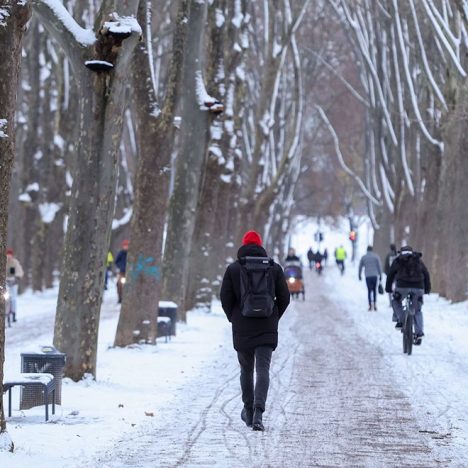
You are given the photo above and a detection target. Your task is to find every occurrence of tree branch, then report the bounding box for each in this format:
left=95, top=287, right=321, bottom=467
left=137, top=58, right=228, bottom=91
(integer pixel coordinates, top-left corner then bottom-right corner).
left=31, top=0, right=95, bottom=69
left=316, top=104, right=381, bottom=206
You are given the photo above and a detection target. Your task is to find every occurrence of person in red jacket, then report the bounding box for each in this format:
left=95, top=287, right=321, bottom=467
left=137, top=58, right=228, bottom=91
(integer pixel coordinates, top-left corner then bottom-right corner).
left=220, top=230, right=290, bottom=431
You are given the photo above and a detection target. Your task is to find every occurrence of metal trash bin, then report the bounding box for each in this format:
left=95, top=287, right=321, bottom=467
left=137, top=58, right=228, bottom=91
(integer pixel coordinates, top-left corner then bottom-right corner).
left=158, top=301, right=177, bottom=337
left=20, top=345, right=66, bottom=409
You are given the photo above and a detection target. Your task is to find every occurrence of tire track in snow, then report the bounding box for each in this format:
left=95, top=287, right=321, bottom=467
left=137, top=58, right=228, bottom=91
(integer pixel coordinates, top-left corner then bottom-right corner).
left=89, top=271, right=462, bottom=467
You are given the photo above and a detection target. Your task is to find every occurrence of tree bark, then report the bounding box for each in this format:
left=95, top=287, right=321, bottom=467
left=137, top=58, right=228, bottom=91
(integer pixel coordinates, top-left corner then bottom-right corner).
left=162, top=0, right=211, bottom=320
left=31, top=0, right=141, bottom=380
left=0, top=0, right=31, bottom=449
left=114, top=0, right=188, bottom=346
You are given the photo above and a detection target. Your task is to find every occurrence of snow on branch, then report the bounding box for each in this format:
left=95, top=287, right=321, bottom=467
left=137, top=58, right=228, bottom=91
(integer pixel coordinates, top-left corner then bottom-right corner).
left=392, top=0, right=444, bottom=151
left=32, top=0, right=96, bottom=47
left=421, top=0, right=467, bottom=77
left=408, top=0, right=448, bottom=111
left=102, top=13, right=142, bottom=37
left=303, top=45, right=369, bottom=107
left=316, top=105, right=381, bottom=206
left=338, top=0, right=398, bottom=146
left=195, top=70, right=224, bottom=113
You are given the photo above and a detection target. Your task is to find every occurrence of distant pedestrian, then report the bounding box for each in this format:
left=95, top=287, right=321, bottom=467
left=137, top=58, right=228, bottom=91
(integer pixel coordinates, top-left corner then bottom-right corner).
left=115, top=240, right=129, bottom=303
left=5, top=248, right=24, bottom=322
left=358, top=246, right=382, bottom=311
left=384, top=243, right=398, bottom=306
left=104, top=250, right=114, bottom=290
left=307, top=248, right=315, bottom=269
left=323, top=248, right=329, bottom=266
left=384, top=244, right=398, bottom=276
left=220, top=230, right=290, bottom=431
left=334, top=245, right=347, bottom=274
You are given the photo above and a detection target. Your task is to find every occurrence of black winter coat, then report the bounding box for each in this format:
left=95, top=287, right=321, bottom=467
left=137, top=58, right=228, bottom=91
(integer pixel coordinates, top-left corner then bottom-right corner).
left=115, top=250, right=128, bottom=273
left=385, top=252, right=431, bottom=293
left=220, top=244, right=290, bottom=352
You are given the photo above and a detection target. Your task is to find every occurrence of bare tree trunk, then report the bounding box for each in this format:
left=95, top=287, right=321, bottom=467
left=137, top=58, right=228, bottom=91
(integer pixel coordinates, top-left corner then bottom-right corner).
left=114, top=0, right=188, bottom=346
left=436, top=72, right=468, bottom=301
left=0, top=0, right=31, bottom=449
left=184, top=0, right=228, bottom=312
left=162, top=0, right=211, bottom=321
left=31, top=0, right=141, bottom=380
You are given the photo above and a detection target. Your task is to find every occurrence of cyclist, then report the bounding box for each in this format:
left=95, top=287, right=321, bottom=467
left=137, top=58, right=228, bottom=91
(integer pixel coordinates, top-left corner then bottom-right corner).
left=385, top=246, right=431, bottom=345
left=285, top=248, right=300, bottom=263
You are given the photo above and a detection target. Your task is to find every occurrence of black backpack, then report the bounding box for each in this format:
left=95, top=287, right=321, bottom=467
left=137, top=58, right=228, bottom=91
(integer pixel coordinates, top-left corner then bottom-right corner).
left=239, top=256, right=275, bottom=318
left=400, top=253, right=424, bottom=280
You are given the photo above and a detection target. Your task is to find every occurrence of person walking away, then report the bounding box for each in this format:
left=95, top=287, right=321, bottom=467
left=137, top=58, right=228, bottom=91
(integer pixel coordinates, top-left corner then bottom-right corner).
left=115, top=240, right=129, bottom=303
left=385, top=246, right=431, bottom=345
left=220, top=230, right=290, bottom=431
left=285, top=247, right=300, bottom=263
left=323, top=248, right=328, bottom=266
left=307, top=248, right=315, bottom=270
left=104, top=250, right=114, bottom=290
left=358, top=246, right=382, bottom=311
left=384, top=243, right=398, bottom=307
left=334, top=245, right=347, bottom=274
left=5, top=248, right=24, bottom=322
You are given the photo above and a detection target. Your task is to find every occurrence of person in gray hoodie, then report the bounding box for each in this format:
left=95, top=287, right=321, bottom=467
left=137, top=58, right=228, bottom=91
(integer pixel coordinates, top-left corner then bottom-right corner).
left=358, top=246, right=382, bottom=311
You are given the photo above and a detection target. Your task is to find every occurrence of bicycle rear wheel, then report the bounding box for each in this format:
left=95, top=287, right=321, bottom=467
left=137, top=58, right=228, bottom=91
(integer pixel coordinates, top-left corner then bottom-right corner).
left=403, top=315, right=413, bottom=355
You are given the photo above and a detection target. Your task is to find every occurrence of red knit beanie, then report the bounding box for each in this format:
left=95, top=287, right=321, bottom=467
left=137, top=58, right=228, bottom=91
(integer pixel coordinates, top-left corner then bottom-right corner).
left=242, top=230, right=263, bottom=246
left=6, top=248, right=14, bottom=256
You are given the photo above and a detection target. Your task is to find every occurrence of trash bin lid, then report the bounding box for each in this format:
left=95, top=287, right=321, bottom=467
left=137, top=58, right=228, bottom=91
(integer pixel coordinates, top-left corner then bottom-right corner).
left=21, top=345, right=66, bottom=357
left=159, top=300, right=177, bottom=308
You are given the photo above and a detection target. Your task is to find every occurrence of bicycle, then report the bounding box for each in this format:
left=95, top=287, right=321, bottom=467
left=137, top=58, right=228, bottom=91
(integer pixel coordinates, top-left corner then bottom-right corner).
left=402, top=292, right=417, bottom=355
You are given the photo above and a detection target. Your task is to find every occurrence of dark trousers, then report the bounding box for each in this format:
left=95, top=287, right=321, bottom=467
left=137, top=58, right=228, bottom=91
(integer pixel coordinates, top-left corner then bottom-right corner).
left=365, top=276, right=378, bottom=305
left=237, top=346, right=273, bottom=412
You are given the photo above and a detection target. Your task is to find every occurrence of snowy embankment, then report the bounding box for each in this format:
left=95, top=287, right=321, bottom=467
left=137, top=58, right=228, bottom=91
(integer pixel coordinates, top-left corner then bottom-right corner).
left=324, top=262, right=468, bottom=452
left=0, top=283, right=231, bottom=468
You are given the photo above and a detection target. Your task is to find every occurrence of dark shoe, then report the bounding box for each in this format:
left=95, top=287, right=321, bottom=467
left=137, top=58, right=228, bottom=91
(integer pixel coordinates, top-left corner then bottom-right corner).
left=241, top=407, right=253, bottom=427
left=368, top=305, right=372, bottom=311
left=414, top=333, right=424, bottom=345
left=252, top=408, right=264, bottom=431
left=373, top=303, right=377, bottom=311
left=12, top=313, right=17, bottom=322
left=395, top=322, right=403, bottom=329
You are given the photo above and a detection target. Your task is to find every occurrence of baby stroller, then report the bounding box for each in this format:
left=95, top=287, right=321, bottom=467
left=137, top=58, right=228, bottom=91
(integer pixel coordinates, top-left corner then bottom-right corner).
left=284, top=261, right=305, bottom=300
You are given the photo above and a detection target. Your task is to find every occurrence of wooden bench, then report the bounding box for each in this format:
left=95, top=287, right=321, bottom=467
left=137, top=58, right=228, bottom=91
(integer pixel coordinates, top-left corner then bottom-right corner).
left=3, top=373, right=56, bottom=421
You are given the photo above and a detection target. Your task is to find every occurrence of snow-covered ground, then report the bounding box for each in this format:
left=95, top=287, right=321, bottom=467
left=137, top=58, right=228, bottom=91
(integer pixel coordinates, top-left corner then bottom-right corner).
left=1, top=283, right=232, bottom=467
left=1, top=218, right=468, bottom=466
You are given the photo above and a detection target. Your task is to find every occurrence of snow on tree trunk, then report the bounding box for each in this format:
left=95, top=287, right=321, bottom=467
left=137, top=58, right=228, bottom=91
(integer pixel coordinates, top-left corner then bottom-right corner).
left=31, top=0, right=142, bottom=380
left=162, top=0, right=211, bottom=321
left=114, top=0, right=188, bottom=347
left=0, top=0, right=31, bottom=448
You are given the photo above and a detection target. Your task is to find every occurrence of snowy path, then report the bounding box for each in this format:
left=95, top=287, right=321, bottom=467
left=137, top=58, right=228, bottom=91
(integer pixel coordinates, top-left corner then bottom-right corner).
left=88, top=268, right=467, bottom=467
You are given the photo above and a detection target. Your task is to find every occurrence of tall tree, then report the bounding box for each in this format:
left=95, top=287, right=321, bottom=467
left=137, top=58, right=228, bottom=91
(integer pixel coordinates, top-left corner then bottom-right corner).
left=162, top=0, right=219, bottom=320
left=0, top=0, right=31, bottom=451
left=31, top=0, right=142, bottom=380
left=114, top=0, right=188, bottom=346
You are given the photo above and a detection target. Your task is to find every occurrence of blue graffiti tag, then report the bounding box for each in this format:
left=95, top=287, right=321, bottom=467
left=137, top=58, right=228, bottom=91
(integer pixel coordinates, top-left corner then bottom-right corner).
left=128, top=254, right=161, bottom=283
